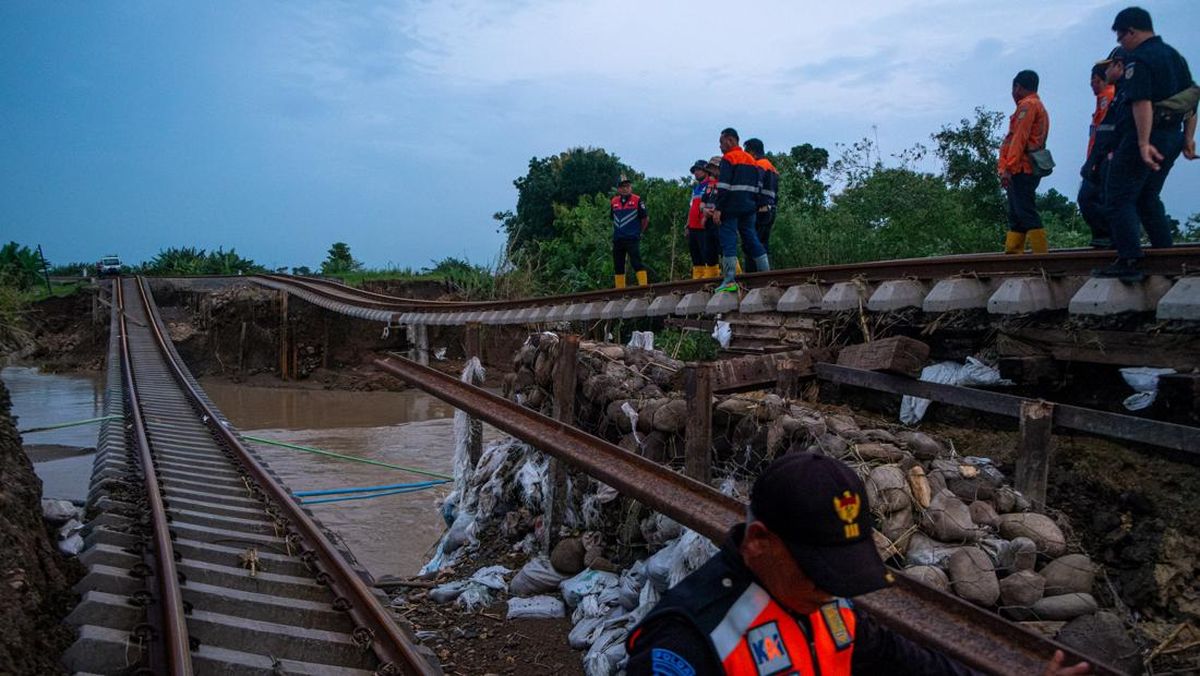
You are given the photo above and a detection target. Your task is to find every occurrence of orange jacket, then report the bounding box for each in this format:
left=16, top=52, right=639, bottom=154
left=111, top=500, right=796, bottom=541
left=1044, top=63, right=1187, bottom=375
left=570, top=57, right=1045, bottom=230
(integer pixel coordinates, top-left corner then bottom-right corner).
left=998, top=93, right=1049, bottom=175
left=1087, top=85, right=1115, bottom=157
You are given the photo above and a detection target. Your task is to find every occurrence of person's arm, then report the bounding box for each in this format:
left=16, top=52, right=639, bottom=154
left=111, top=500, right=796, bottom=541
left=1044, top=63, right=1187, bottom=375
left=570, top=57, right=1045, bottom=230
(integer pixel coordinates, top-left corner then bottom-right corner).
left=640, top=200, right=649, bottom=233
left=999, top=106, right=1033, bottom=177
left=1133, top=100, right=1164, bottom=169
left=1184, top=113, right=1197, bottom=160
left=626, top=616, right=721, bottom=676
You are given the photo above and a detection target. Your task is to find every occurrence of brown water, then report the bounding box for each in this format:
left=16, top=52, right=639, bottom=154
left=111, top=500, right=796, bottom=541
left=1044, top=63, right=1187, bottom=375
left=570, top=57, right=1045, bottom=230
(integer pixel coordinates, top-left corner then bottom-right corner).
left=201, top=380, right=488, bottom=577
left=3, top=366, right=104, bottom=500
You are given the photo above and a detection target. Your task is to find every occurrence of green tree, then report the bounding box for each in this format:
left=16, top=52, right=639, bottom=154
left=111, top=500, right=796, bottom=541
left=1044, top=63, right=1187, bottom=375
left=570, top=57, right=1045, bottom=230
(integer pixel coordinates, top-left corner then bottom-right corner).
left=497, top=147, right=635, bottom=254
left=932, top=107, right=1006, bottom=228
left=0, top=242, right=44, bottom=290
left=321, top=242, right=362, bottom=275
left=139, top=246, right=264, bottom=275
left=1035, top=189, right=1091, bottom=248
left=770, top=143, right=830, bottom=213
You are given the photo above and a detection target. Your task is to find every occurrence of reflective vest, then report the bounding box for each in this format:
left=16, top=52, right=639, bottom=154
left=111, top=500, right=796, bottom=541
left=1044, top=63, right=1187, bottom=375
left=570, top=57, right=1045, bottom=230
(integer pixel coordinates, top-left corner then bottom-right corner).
left=755, top=157, right=779, bottom=209
left=1087, top=85, right=1116, bottom=157
left=716, top=147, right=762, bottom=214
left=611, top=193, right=645, bottom=239
left=715, top=585, right=856, bottom=675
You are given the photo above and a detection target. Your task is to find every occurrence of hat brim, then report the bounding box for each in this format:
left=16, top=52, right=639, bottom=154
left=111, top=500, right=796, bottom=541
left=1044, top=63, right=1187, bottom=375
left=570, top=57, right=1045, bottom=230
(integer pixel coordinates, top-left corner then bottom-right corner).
left=784, top=536, right=893, bottom=598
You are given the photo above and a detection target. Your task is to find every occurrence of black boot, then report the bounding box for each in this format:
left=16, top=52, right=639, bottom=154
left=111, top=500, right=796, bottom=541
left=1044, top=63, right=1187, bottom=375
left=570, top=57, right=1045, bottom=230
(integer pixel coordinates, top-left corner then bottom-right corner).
left=1092, top=258, right=1144, bottom=283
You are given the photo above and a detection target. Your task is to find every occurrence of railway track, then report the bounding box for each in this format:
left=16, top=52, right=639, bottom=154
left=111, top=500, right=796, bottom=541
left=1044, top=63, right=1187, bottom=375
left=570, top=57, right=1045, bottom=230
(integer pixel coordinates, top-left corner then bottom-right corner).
left=249, top=246, right=1200, bottom=326
left=65, top=277, right=437, bottom=675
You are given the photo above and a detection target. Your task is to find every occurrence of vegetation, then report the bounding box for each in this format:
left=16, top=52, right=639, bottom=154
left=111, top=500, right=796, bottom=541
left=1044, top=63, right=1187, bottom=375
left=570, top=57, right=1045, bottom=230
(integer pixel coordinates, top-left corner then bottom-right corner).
left=320, top=242, right=363, bottom=275
left=137, top=246, right=265, bottom=276
left=655, top=328, right=719, bottom=362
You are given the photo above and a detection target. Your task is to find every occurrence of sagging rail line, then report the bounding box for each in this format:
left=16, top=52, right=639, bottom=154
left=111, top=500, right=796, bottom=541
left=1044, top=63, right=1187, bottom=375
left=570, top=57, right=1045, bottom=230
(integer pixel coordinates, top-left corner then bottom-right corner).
left=65, top=277, right=438, bottom=675
left=371, top=354, right=1122, bottom=676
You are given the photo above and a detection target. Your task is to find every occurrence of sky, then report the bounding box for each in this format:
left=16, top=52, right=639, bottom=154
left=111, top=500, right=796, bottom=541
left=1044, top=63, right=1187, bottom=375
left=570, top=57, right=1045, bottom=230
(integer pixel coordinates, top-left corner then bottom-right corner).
left=2, top=0, right=1198, bottom=271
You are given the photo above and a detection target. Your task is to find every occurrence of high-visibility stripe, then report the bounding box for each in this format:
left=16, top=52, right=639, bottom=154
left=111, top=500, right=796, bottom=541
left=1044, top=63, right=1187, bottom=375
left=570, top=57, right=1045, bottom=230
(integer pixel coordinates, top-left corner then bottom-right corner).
left=723, top=185, right=759, bottom=192
left=759, top=189, right=776, bottom=198
left=710, top=583, right=771, bottom=660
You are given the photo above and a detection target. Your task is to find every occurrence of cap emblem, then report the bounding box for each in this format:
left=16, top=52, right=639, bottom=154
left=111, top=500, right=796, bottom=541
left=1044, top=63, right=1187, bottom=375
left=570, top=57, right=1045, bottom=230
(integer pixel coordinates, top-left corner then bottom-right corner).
left=833, top=491, right=861, bottom=539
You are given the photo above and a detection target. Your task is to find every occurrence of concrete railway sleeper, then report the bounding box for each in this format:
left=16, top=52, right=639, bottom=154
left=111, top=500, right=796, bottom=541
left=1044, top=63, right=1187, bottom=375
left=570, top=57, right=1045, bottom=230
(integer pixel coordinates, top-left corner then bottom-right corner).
left=63, top=277, right=439, bottom=675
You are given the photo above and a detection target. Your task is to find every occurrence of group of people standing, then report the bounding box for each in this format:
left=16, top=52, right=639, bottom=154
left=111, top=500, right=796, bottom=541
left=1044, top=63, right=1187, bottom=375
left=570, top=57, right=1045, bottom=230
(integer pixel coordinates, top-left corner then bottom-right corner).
left=1001, top=6, right=1197, bottom=282
left=612, top=128, right=778, bottom=293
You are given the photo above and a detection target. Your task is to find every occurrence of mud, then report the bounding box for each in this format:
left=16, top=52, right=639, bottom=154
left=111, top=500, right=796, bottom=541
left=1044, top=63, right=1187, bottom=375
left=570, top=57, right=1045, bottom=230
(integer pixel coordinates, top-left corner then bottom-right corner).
left=8, top=289, right=106, bottom=373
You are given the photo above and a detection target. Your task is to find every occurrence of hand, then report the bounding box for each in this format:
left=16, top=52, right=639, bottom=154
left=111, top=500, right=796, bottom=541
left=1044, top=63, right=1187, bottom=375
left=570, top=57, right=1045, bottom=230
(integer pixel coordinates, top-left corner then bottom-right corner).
left=999, top=170, right=1012, bottom=189
left=1139, top=142, right=1164, bottom=170
left=1184, top=138, right=1197, bottom=160
left=712, top=210, right=722, bottom=225
left=1043, top=650, right=1090, bottom=676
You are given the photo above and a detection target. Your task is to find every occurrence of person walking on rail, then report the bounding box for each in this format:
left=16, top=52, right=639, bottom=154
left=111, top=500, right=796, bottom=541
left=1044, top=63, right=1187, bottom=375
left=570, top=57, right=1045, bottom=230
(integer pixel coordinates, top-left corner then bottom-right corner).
left=714, top=128, right=769, bottom=292
left=1096, top=6, right=1198, bottom=282
left=612, top=176, right=650, bottom=289
left=687, top=160, right=714, bottom=280
left=625, top=453, right=1094, bottom=676
left=1079, top=55, right=1119, bottom=248
left=999, top=70, right=1051, bottom=255
left=700, top=156, right=723, bottom=279
left=743, top=138, right=778, bottom=273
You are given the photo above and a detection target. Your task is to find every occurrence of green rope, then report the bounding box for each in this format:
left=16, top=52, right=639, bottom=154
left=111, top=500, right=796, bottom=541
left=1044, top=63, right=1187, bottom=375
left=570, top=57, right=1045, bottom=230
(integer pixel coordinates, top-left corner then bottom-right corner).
left=241, top=434, right=453, bottom=481
left=18, top=415, right=123, bottom=435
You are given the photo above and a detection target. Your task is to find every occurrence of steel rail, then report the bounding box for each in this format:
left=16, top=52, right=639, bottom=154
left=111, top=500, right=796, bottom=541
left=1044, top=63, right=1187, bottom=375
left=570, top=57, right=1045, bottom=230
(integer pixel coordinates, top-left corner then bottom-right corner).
left=116, top=279, right=194, bottom=675
left=372, top=354, right=1123, bottom=676
left=132, top=277, right=436, bottom=675
left=254, top=245, right=1200, bottom=315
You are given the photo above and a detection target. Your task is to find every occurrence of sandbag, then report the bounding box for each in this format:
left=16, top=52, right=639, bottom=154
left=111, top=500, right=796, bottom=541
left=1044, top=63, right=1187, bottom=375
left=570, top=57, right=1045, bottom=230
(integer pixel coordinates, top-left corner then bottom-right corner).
left=905, top=532, right=962, bottom=568
left=999, top=570, right=1045, bottom=608
left=896, top=431, right=945, bottom=460
left=561, top=569, right=620, bottom=608
left=1040, top=554, right=1095, bottom=597
left=1028, top=593, right=1098, bottom=621
left=922, top=490, right=983, bottom=543
left=998, top=537, right=1038, bottom=573
left=866, top=465, right=911, bottom=513
left=42, top=498, right=79, bottom=525
left=948, top=547, right=1000, bottom=606
left=969, top=501, right=1001, bottom=529
left=510, top=557, right=569, bottom=597
left=506, top=595, right=565, bottom=619
left=618, top=561, right=647, bottom=610
left=903, top=565, right=950, bottom=593
left=551, top=537, right=587, bottom=575
left=998, top=513, right=1067, bottom=557
left=569, top=615, right=606, bottom=649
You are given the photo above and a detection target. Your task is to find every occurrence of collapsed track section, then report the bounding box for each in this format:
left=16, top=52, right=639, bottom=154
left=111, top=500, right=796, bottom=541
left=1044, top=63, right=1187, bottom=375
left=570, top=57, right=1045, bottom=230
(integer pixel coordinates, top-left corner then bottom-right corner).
left=64, top=277, right=437, bottom=675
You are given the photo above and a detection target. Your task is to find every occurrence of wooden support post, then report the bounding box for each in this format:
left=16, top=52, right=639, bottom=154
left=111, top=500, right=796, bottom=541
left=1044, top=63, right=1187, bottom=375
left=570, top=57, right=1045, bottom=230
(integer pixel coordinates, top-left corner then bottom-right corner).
left=464, top=322, right=484, bottom=466
left=1013, top=400, right=1054, bottom=506
left=775, top=359, right=803, bottom=400
left=278, top=291, right=289, bottom=380
left=684, top=363, right=713, bottom=484
left=545, top=334, right=580, bottom=552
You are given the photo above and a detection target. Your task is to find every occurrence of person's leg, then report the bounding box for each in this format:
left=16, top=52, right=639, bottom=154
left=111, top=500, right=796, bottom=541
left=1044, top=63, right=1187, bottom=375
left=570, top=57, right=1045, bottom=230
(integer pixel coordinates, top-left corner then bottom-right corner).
left=1103, top=137, right=1152, bottom=262
left=612, top=239, right=627, bottom=288
left=1136, top=129, right=1184, bottom=249
left=718, top=217, right=740, bottom=287
left=687, top=229, right=704, bottom=279
left=628, top=238, right=648, bottom=286
left=736, top=211, right=769, bottom=274
left=1011, top=173, right=1046, bottom=253
left=1004, top=185, right=1026, bottom=254
left=1077, top=177, right=1110, bottom=246
left=704, top=224, right=721, bottom=277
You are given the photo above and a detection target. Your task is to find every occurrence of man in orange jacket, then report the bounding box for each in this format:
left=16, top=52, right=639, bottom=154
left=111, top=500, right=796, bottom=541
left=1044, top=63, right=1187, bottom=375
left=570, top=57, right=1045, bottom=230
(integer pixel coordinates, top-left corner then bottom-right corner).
left=998, top=70, right=1050, bottom=254
left=1079, top=55, right=1120, bottom=248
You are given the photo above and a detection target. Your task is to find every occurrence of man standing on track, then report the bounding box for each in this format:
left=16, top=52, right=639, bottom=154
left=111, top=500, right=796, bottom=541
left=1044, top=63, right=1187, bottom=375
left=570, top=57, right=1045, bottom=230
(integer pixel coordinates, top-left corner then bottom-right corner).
left=700, top=156, right=723, bottom=279
left=998, top=70, right=1051, bottom=255
left=611, top=177, right=649, bottom=289
left=1079, top=55, right=1119, bottom=248
left=687, top=160, right=713, bottom=280
left=713, top=128, right=768, bottom=292
left=1095, top=6, right=1198, bottom=282
left=625, top=453, right=1094, bottom=676
left=743, top=139, right=778, bottom=273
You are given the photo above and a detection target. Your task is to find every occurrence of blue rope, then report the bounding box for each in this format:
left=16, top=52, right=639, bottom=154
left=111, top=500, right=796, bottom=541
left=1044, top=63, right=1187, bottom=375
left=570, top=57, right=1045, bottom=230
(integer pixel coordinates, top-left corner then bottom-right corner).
left=299, top=484, right=440, bottom=505
left=293, top=479, right=448, bottom=498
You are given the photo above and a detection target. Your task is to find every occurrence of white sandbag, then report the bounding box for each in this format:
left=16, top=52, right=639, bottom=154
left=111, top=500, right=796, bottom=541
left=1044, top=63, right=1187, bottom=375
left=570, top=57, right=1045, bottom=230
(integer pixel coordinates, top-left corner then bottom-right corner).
left=569, top=615, right=607, bottom=649
left=469, top=564, right=512, bottom=591
left=506, top=595, right=565, bottom=619
left=58, top=533, right=84, bottom=557
left=42, top=499, right=79, bottom=525
left=429, top=580, right=468, bottom=604
left=457, top=584, right=494, bottom=611
left=618, top=561, right=647, bottom=610
left=712, top=321, right=732, bottom=348
left=561, top=569, right=620, bottom=608
left=627, top=331, right=655, bottom=352
left=510, top=557, right=569, bottom=597
left=583, top=624, right=629, bottom=676
left=645, top=538, right=679, bottom=592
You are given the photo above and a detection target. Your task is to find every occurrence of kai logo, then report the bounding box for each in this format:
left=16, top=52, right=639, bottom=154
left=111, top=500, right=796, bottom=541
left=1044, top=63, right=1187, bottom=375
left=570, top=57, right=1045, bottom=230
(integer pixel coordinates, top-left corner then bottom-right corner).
left=746, top=622, right=791, bottom=675
left=834, top=491, right=861, bottom=539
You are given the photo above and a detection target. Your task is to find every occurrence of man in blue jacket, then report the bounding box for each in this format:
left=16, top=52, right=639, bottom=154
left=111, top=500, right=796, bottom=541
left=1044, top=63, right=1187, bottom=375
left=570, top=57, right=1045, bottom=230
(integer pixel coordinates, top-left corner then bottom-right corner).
left=713, top=128, right=768, bottom=293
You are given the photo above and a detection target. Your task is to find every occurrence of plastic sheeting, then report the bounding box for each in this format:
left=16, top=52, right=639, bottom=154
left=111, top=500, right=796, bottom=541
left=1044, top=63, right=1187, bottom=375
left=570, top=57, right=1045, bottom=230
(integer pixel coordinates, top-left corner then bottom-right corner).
left=712, top=321, right=732, bottom=348
left=900, top=358, right=1010, bottom=425
left=1119, top=367, right=1176, bottom=411
left=626, top=331, right=655, bottom=352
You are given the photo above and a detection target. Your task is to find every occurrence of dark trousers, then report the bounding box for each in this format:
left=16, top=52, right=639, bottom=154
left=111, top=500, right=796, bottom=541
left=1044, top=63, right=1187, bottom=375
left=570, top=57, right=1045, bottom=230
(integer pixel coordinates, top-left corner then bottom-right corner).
left=1103, top=129, right=1183, bottom=260
left=687, top=228, right=707, bottom=266
left=1005, top=172, right=1042, bottom=233
left=703, top=223, right=720, bottom=266
left=746, top=209, right=775, bottom=272
left=719, top=211, right=765, bottom=258
left=612, top=237, right=644, bottom=274
left=1077, top=174, right=1109, bottom=243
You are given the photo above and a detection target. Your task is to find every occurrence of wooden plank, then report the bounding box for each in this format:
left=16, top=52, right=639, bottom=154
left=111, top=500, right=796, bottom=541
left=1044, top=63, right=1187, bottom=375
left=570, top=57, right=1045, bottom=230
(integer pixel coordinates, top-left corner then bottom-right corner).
left=546, top=334, right=580, bottom=550
left=684, top=364, right=713, bottom=483
left=836, top=336, right=930, bottom=377
left=711, top=349, right=831, bottom=393
left=999, top=327, right=1200, bottom=370
left=815, top=363, right=1200, bottom=455
left=1013, top=400, right=1054, bottom=506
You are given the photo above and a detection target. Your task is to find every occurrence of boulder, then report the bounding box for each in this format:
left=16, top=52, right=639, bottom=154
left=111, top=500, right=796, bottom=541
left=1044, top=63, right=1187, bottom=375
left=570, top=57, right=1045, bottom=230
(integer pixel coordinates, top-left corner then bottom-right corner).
left=903, top=565, right=950, bottom=593
left=1055, top=612, right=1142, bottom=675
left=997, top=537, right=1039, bottom=573
left=866, top=465, right=911, bottom=513
left=1040, top=554, right=1095, bottom=597
left=948, top=547, right=1000, bottom=606
left=922, top=490, right=983, bottom=543
left=896, top=431, right=945, bottom=460
left=998, top=513, right=1067, bottom=557
left=550, top=537, right=586, bottom=575
left=999, top=570, right=1045, bottom=607
left=1028, top=593, right=1099, bottom=621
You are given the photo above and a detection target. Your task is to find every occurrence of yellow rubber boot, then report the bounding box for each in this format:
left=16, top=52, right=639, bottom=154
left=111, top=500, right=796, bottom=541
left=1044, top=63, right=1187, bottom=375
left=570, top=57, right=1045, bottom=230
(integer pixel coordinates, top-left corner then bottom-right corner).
left=614, top=274, right=626, bottom=289
left=635, top=270, right=648, bottom=286
left=735, top=259, right=743, bottom=274
left=705, top=265, right=719, bottom=278
left=1027, top=229, right=1049, bottom=254
left=1004, top=231, right=1026, bottom=255
left=690, top=266, right=702, bottom=280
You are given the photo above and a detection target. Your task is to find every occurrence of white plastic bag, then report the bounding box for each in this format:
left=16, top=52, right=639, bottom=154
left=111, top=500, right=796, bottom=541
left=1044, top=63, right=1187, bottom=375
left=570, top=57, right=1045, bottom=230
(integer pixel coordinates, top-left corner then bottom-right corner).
left=618, top=561, right=647, bottom=610
left=627, top=331, right=655, bottom=351
left=560, top=569, right=620, bottom=607
left=712, top=321, right=732, bottom=349
left=620, top=402, right=641, bottom=445
left=506, top=595, right=565, bottom=619
left=42, top=499, right=79, bottom=525
left=901, top=358, right=1011, bottom=424
left=469, top=565, right=511, bottom=590
left=510, top=557, right=569, bottom=597
left=1119, top=367, right=1175, bottom=411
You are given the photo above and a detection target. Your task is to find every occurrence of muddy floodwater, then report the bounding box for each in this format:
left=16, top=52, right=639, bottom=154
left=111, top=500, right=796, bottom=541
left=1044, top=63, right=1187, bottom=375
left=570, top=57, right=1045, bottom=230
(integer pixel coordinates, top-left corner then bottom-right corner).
left=201, top=380, right=490, bottom=578
left=3, top=366, right=104, bottom=500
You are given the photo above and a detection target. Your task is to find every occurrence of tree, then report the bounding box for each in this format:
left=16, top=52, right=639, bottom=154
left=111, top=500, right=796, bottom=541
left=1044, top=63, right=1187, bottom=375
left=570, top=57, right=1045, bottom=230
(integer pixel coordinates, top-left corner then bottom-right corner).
left=933, top=107, right=1006, bottom=227
left=498, top=147, right=635, bottom=254
left=770, top=143, right=830, bottom=213
left=0, top=242, right=42, bottom=290
left=321, top=242, right=362, bottom=275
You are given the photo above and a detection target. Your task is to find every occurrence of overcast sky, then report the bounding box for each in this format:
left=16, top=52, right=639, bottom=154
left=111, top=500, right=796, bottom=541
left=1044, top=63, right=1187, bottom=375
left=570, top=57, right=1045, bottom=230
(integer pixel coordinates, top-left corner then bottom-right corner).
left=2, top=0, right=1197, bottom=271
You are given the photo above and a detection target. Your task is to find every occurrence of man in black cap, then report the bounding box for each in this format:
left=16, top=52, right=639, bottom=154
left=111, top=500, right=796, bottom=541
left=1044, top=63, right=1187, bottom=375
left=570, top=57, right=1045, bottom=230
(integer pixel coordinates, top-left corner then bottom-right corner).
left=1078, top=50, right=1123, bottom=249
left=687, top=160, right=715, bottom=280
left=625, top=453, right=1092, bottom=675
left=1097, top=6, right=1197, bottom=282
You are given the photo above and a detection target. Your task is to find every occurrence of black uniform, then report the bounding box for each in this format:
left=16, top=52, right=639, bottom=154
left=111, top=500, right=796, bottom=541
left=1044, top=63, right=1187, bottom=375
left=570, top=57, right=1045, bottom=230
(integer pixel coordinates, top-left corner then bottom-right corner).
left=626, top=527, right=979, bottom=676
left=1104, top=35, right=1195, bottom=261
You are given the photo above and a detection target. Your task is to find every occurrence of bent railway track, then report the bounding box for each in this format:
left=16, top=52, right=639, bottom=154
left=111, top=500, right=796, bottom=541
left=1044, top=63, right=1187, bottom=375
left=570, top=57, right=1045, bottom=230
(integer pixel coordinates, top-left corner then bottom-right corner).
left=65, top=277, right=437, bottom=675
left=373, top=355, right=1123, bottom=676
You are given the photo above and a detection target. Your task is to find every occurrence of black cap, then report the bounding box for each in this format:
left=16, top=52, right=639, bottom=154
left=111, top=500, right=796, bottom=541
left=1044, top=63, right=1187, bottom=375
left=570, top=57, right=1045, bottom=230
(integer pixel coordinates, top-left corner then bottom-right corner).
left=749, top=453, right=893, bottom=598
left=690, top=159, right=709, bottom=173
left=617, top=176, right=632, bottom=186
left=1098, top=46, right=1127, bottom=65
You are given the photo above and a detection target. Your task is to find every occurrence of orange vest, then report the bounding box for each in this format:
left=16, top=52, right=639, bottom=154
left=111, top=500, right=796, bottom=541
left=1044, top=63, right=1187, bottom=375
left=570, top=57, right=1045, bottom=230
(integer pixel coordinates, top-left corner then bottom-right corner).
left=712, top=584, right=856, bottom=675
